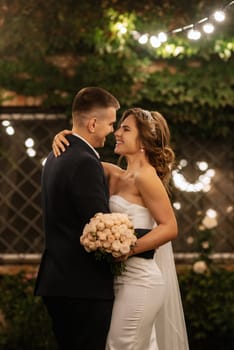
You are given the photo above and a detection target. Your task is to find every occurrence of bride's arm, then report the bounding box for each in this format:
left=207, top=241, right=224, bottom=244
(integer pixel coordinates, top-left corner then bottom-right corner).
left=101, top=161, right=121, bottom=179
left=131, top=167, right=178, bottom=255
left=52, top=130, right=73, bottom=157
left=51, top=131, right=122, bottom=180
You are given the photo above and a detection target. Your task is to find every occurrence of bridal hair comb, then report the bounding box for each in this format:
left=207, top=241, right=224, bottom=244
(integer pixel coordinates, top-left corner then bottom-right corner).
left=142, top=110, right=156, bottom=134
left=142, top=109, right=154, bottom=122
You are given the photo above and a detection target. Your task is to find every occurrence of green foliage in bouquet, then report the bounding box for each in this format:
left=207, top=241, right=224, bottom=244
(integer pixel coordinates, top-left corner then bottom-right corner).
left=0, top=273, right=56, bottom=350
left=94, top=250, right=126, bottom=276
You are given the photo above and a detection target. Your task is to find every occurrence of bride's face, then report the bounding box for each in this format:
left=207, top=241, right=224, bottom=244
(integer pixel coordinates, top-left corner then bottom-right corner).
left=114, top=115, right=141, bottom=155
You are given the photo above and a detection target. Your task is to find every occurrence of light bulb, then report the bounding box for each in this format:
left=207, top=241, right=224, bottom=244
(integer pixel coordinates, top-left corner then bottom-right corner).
left=187, top=29, right=201, bottom=40
left=138, top=34, right=148, bottom=44
left=150, top=35, right=161, bottom=48
left=25, top=138, right=35, bottom=148
left=2, top=120, right=10, bottom=127
left=213, top=10, right=225, bottom=22
left=6, top=126, right=15, bottom=135
left=158, top=32, right=167, bottom=42
left=26, top=148, right=36, bottom=157
left=203, top=23, right=215, bottom=34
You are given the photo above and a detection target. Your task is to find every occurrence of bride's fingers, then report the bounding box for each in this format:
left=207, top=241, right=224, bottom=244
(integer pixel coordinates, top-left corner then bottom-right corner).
left=52, top=130, right=71, bottom=157
left=52, top=141, right=61, bottom=157
left=52, top=136, right=65, bottom=157
left=56, top=131, right=71, bottom=147
left=114, top=254, right=129, bottom=262
left=60, top=130, right=72, bottom=144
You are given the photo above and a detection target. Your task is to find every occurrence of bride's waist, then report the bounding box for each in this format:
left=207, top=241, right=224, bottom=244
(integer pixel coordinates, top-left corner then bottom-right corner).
left=134, top=228, right=155, bottom=259
left=115, top=257, right=164, bottom=286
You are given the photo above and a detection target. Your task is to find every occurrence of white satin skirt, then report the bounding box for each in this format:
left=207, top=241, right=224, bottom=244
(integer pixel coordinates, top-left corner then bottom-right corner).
left=105, top=256, right=165, bottom=350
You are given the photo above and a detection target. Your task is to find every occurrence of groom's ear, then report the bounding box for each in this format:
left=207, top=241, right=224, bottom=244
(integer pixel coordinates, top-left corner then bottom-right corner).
left=87, top=117, right=97, bottom=133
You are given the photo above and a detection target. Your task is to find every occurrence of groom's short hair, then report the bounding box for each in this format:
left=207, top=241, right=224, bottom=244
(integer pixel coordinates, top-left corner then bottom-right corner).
left=72, top=87, right=120, bottom=117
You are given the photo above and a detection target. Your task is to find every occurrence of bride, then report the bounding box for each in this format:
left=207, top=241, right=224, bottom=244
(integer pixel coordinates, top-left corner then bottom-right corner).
left=53, top=107, right=189, bottom=350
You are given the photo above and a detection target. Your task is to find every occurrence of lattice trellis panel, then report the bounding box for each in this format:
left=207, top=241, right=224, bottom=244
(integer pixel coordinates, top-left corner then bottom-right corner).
left=171, top=136, right=234, bottom=253
left=0, top=112, right=68, bottom=253
left=0, top=112, right=233, bottom=256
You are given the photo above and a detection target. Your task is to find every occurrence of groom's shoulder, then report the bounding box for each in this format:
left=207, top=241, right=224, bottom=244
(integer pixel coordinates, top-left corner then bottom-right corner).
left=62, top=138, right=99, bottom=165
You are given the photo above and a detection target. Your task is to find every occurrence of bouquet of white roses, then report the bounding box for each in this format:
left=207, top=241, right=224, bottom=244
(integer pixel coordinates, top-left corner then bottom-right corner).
left=80, top=212, right=137, bottom=275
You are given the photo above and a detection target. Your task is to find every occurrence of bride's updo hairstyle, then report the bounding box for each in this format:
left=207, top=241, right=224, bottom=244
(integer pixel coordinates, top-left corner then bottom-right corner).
left=120, top=107, right=175, bottom=191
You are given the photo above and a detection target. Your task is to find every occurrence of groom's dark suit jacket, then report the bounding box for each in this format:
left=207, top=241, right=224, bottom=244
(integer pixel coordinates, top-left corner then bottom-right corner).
left=35, top=135, right=114, bottom=300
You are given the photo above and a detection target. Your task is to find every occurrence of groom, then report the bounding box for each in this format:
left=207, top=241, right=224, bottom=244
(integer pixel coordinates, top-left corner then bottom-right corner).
left=34, top=87, right=120, bottom=349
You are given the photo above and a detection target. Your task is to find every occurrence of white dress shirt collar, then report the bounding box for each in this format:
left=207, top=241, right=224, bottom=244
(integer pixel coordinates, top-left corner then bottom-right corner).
left=72, top=133, right=100, bottom=159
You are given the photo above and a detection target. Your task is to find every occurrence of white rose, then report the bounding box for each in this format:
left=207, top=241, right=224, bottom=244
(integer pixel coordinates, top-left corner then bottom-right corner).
left=95, top=241, right=102, bottom=249
left=87, top=242, right=96, bottom=251
left=87, top=223, right=97, bottom=233
left=87, top=232, right=96, bottom=241
left=131, top=236, right=137, bottom=245
left=96, top=221, right=105, bottom=230
left=112, top=240, right=121, bottom=251
left=104, top=220, right=114, bottom=228
left=201, top=241, right=210, bottom=249
left=81, top=237, right=90, bottom=247
left=118, top=224, right=128, bottom=235
left=97, top=231, right=107, bottom=240
left=119, top=243, right=130, bottom=255
left=103, top=228, right=112, bottom=236
left=193, top=260, right=208, bottom=274
left=112, top=251, right=121, bottom=258
left=186, top=236, right=194, bottom=245
left=202, top=216, right=218, bottom=229
left=110, top=225, right=119, bottom=234
left=106, top=234, right=115, bottom=243
left=103, top=240, right=111, bottom=249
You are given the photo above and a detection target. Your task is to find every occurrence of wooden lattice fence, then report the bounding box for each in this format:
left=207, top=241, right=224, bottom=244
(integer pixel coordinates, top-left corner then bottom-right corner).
left=0, top=111, right=233, bottom=263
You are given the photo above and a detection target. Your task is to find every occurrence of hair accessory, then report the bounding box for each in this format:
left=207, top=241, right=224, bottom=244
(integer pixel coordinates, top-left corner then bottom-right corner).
left=142, top=110, right=154, bottom=122
left=142, top=110, right=156, bottom=134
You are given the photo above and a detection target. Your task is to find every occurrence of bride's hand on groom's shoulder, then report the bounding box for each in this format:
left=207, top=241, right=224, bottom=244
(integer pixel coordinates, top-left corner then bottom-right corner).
left=52, top=130, right=72, bottom=157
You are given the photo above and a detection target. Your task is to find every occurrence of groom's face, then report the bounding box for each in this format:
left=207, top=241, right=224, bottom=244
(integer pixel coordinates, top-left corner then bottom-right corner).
left=92, top=107, right=116, bottom=148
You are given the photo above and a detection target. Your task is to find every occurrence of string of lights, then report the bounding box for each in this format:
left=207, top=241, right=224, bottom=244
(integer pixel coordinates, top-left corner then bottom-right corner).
left=118, top=1, right=234, bottom=47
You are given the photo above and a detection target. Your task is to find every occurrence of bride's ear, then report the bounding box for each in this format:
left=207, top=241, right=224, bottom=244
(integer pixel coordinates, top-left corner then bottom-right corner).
left=87, top=117, right=97, bottom=133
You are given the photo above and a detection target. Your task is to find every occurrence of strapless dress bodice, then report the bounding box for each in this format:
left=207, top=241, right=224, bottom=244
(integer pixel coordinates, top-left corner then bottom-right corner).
left=109, top=195, right=156, bottom=229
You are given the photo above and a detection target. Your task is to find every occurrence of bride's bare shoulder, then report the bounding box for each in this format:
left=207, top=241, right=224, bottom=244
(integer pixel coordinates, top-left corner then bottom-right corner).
left=135, top=164, right=159, bottom=185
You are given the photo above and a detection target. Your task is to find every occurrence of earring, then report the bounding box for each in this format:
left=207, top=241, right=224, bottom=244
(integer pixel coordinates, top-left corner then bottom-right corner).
left=140, top=148, right=144, bottom=152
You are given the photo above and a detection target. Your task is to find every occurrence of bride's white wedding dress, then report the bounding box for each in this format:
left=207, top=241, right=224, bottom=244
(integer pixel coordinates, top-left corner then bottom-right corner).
left=105, top=195, right=189, bottom=350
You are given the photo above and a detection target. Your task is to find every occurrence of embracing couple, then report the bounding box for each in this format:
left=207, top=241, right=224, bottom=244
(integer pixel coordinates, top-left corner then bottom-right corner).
left=34, top=87, right=189, bottom=350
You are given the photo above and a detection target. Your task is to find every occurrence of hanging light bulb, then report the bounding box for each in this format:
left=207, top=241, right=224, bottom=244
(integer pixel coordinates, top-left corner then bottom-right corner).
left=6, top=126, right=15, bottom=135
left=187, top=29, right=201, bottom=40
left=2, top=120, right=10, bottom=127
left=25, top=138, right=35, bottom=148
left=138, top=34, right=148, bottom=44
left=158, top=32, right=167, bottom=42
left=150, top=35, right=161, bottom=48
left=213, top=10, right=225, bottom=22
left=26, top=148, right=36, bottom=157
left=203, top=23, right=215, bottom=34
left=197, top=161, right=208, bottom=171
